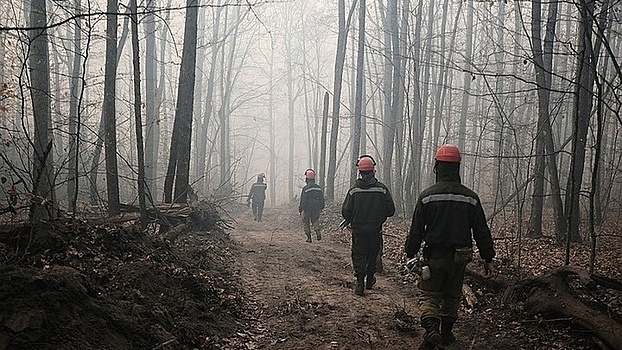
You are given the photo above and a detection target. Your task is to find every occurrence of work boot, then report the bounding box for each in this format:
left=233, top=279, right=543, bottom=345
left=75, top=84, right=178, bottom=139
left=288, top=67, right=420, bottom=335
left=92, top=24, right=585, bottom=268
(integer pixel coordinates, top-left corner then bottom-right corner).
left=354, top=276, right=365, bottom=296
left=419, top=317, right=442, bottom=350
left=305, top=232, right=312, bottom=243
left=316, top=230, right=321, bottom=241
left=365, top=274, right=376, bottom=289
left=440, top=318, right=456, bottom=346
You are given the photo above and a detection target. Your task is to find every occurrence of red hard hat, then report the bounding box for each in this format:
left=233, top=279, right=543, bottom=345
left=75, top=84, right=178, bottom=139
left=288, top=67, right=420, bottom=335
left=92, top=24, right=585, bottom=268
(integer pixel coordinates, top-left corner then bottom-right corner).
left=356, top=155, right=376, bottom=172
left=435, top=144, right=461, bottom=163
left=304, top=169, right=316, bottom=180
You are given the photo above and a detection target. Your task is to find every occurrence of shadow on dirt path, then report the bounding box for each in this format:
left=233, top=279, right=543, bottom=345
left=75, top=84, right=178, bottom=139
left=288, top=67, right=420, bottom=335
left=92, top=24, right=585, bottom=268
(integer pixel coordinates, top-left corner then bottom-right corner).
left=230, top=207, right=425, bottom=350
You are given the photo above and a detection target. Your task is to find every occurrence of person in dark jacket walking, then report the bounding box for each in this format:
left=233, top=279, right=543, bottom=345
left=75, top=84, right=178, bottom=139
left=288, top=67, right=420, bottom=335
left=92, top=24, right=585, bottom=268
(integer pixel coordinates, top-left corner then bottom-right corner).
left=404, top=144, right=495, bottom=350
left=247, top=173, right=267, bottom=221
left=298, top=169, right=325, bottom=243
left=342, top=155, right=395, bottom=296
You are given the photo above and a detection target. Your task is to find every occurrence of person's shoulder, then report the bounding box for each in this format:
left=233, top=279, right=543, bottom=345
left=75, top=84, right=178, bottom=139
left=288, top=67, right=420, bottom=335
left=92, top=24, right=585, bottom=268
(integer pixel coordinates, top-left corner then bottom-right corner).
left=374, top=180, right=389, bottom=189
left=455, top=183, right=478, bottom=197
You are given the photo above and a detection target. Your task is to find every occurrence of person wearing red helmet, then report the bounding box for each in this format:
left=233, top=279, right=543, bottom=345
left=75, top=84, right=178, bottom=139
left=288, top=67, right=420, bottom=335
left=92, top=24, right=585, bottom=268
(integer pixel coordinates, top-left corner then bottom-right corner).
left=298, top=169, right=325, bottom=243
left=342, top=155, right=395, bottom=296
left=247, top=173, right=267, bottom=221
left=404, top=144, right=496, bottom=349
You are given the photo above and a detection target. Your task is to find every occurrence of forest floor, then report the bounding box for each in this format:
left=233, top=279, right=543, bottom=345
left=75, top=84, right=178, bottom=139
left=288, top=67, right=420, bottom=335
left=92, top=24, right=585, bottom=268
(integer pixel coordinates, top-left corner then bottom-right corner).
left=0, top=202, right=620, bottom=350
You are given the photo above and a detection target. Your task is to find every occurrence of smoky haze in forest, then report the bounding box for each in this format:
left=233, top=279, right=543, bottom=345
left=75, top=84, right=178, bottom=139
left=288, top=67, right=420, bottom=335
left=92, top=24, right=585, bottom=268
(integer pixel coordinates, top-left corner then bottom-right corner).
left=1, top=0, right=621, bottom=242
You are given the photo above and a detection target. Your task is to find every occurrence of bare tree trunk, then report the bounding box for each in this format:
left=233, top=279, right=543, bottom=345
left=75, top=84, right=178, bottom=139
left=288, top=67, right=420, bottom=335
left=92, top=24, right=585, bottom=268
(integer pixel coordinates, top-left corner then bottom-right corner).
left=319, top=92, right=329, bottom=190
left=327, top=0, right=353, bottom=201
left=29, top=0, right=57, bottom=220
left=144, top=0, right=159, bottom=201
left=164, top=0, right=198, bottom=203
left=103, top=0, right=120, bottom=216
left=382, top=0, right=398, bottom=189
left=219, top=7, right=242, bottom=196
left=529, top=0, right=564, bottom=240
left=458, top=0, right=474, bottom=179
left=130, top=0, right=147, bottom=226
left=197, top=7, right=221, bottom=195
left=565, top=0, right=597, bottom=248
left=67, top=0, right=82, bottom=214
left=269, top=45, right=276, bottom=206
left=285, top=8, right=296, bottom=202
left=90, top=3, right=129, bottom=207
left=350, top=0, right=366, bottom=185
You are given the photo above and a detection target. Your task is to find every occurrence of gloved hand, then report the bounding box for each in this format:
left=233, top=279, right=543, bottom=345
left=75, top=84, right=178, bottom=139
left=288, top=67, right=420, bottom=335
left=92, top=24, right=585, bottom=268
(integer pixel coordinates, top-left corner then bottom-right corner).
left=483, top=261, right=494, bottom=277
left=247, top=201, right=251, bottom=208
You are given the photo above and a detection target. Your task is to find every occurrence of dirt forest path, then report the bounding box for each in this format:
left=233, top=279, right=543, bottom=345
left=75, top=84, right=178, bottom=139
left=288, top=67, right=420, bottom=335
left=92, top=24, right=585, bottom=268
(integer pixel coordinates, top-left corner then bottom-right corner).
left=229, top=206, right=424, bottom=350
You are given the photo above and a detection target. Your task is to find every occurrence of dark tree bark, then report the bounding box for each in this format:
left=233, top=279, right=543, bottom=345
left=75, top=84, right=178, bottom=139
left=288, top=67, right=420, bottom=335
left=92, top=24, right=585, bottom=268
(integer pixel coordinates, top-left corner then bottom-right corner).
left=67, top=0, right=82, bottom=215
left=196, top=7, right=221, bottom=194
left=509, top=266, right=622, bottom=349
left=130, top=0, right=147, bottom=225
left=164, top=0, right=198, bottom=203
left=144, top=0, right=159, bottom=201
left=528, top=0, right=564, bottom=240
left=103, top=0, right=120, bottom=216
left=28, top=0, right=57, bottom=220
left=565, top=0, right=598, bottom=247
left=350, top=0, right=365, bottom=185
left=327, top=0, right=354, bottom=201
left=319, top=92, right=329, bottom=190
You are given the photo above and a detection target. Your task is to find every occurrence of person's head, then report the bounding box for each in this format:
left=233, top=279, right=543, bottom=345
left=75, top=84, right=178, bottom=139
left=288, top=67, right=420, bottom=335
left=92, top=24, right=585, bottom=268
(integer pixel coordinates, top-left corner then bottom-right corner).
left=304, top=169, right=316, bottom=183
left=257, top=173, right=266, bottom=182
left=434, top=144, right=461, bottom=180
left=356, top=155, right=376, bottom=177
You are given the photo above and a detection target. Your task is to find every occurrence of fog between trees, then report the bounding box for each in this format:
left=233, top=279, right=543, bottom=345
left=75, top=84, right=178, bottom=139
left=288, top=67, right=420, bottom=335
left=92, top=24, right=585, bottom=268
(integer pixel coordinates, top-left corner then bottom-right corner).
left=0, top=0, right=621, bottom=246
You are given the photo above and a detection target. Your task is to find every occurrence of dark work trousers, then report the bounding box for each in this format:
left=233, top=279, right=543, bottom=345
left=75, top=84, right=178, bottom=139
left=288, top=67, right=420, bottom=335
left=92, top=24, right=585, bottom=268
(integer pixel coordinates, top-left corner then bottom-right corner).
left=252, top=200, right=265, bottom=221
left=351, top=229, right=382, bottom=277
left=419, top=252, right=467, bottom=322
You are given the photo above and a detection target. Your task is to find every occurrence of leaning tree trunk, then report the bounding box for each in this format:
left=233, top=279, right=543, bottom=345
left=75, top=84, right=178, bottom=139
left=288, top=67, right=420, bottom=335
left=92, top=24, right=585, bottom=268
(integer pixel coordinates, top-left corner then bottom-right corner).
left=163, top=0, right=198, bottom=204
left=326, top=0, right=352, bottom=201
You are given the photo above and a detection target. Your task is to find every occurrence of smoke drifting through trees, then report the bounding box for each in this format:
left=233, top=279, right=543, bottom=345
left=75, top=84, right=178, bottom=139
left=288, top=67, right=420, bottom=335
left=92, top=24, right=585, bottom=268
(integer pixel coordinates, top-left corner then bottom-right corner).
left=0, top=1, right=621, bottom=252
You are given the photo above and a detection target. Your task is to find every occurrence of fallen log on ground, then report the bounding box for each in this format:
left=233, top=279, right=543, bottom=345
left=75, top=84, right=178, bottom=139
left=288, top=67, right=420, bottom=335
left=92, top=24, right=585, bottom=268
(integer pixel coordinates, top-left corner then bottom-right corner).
left=503, top=266, right=622, bottom=349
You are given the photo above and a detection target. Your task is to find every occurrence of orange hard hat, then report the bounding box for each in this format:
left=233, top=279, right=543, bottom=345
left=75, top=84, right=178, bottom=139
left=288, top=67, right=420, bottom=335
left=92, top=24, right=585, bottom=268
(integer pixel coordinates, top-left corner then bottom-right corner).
left=435, top=144, right=461, bottom=163
left=304, top=169, right=316, bottom=180
left=356, top=155, right=376, bottom=172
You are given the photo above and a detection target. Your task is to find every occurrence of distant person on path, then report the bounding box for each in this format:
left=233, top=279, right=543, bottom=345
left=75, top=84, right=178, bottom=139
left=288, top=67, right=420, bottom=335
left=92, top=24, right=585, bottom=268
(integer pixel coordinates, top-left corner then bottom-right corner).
left=342, top=155, right=395, bottom=296
left=404, top=144, right=496, bottom=350
left=247, top=173, right=267, bottom=221
left=298, top=169, right=325, bottom=243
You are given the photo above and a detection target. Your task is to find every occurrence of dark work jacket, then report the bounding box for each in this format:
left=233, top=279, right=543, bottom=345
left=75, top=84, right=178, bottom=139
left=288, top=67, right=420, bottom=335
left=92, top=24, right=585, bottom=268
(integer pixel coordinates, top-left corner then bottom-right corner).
left=404, top=167, right=495, bottom=262
left=248, top=181, right=267, bottom=202
left=342, top=174, right=395, bottom=234
left=299, top=181, right=325, bottom=214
